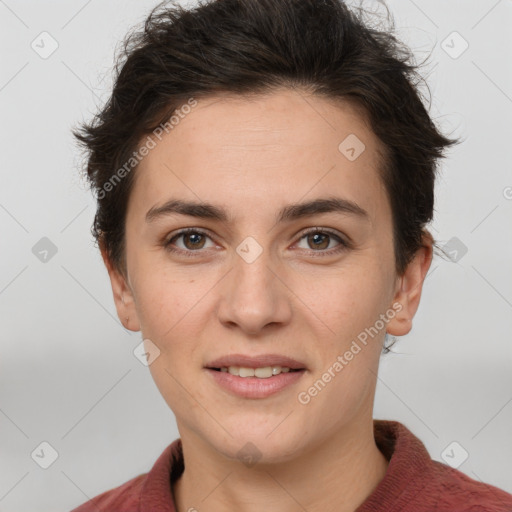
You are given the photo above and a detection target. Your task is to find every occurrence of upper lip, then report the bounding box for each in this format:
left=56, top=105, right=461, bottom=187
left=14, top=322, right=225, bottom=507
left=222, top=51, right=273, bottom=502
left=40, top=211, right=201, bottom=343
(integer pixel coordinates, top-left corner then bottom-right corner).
left=205, top=353, right=307, bottom=370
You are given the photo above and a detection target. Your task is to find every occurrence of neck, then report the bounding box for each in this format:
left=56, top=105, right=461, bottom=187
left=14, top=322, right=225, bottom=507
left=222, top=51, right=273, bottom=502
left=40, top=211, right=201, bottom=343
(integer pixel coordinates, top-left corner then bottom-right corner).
left=172, top=419, right=388, bottom=512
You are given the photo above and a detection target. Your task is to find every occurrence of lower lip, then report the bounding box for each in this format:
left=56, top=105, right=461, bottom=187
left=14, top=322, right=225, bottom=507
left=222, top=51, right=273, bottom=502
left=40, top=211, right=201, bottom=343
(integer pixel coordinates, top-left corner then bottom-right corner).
left=205, top=368, right=306, bottom=399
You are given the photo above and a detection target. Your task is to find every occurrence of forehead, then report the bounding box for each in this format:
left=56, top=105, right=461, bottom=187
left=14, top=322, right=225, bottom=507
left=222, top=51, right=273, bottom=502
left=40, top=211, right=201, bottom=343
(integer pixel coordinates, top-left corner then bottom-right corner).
left=128, top=88, right=389, bottom=227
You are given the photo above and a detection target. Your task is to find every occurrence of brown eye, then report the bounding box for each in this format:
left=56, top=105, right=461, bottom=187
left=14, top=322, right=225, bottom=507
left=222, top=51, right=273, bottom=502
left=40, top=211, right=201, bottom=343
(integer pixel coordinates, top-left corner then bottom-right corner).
left=181, top=232, right=206, bottom=250
left=164, top=228, right=215, bottom=256
left=306, top=232, right=330, bottom=250
left=295, top=228, right=350, bottom=256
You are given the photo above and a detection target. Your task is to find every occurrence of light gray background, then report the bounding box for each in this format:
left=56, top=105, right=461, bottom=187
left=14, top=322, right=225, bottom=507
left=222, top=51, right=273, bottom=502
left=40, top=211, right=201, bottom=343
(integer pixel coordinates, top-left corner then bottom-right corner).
left=1, top=1, right=511, bottom=511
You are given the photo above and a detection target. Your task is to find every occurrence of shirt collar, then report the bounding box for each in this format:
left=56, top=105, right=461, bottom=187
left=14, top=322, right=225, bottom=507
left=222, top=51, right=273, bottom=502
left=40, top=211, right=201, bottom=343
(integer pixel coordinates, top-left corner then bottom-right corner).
left=139, top=419, right=434, bottom=512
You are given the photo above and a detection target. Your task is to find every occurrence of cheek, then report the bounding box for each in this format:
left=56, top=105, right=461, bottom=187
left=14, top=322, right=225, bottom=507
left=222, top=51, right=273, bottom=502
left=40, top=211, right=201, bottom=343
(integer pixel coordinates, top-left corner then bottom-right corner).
left=136, top=275, right=207, bottom=414
left=294, top=259, right=391, bottom=340
left=132, top=259, right=206, bottom=342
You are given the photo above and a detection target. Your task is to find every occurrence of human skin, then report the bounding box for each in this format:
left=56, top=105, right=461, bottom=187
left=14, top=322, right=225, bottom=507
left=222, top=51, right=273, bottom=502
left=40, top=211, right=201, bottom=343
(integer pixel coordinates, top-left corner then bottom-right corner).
left=101, top=87, right=433, bottom=512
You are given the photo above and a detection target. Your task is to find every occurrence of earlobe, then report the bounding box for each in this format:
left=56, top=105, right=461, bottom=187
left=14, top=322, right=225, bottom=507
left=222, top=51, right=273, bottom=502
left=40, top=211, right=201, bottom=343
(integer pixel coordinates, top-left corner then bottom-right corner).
left=386, top=234, right=433, bottom=337
left=100, top=242, right=141, bottom=332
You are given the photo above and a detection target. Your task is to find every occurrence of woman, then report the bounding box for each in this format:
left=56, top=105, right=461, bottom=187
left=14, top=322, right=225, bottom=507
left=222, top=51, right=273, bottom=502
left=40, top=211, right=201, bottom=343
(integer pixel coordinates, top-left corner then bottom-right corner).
left=70, top=0, right=512, bottom=510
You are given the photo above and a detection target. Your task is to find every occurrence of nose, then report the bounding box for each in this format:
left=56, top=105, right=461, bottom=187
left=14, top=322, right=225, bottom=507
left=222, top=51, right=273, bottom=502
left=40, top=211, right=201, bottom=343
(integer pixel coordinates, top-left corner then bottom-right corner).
left=217, top=244, right=293, bottom=336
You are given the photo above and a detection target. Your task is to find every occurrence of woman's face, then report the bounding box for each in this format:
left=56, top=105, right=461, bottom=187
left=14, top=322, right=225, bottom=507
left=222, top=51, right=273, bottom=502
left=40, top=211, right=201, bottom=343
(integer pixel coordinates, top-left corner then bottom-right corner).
left=105, top=88, right=428, bottom=463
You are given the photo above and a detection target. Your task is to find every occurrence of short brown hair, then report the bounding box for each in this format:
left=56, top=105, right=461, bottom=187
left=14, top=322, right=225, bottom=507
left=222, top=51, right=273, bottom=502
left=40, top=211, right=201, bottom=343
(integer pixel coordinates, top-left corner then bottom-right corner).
left=73, top=0, right=458, bottom=278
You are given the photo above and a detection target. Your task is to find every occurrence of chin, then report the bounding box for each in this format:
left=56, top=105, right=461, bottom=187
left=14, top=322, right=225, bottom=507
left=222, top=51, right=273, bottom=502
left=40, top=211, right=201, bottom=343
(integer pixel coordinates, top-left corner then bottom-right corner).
left=206, top=424, right=306, bottom=466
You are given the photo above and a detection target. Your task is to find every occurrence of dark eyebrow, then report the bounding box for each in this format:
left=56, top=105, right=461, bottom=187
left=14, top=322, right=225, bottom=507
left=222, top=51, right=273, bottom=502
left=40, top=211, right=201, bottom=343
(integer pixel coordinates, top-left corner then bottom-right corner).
left=145, top=197, right=370, bottom=224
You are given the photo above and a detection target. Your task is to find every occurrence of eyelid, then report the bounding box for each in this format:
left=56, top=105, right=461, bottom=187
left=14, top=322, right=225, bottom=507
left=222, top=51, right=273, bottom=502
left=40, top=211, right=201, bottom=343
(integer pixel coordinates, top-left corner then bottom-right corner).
left=298, top=226, right=349, bottom=244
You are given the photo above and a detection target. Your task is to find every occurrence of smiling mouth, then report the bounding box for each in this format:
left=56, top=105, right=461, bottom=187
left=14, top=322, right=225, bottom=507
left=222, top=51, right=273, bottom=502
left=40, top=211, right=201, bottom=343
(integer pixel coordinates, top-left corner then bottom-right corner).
left=208, top=366, right=304, bottom=378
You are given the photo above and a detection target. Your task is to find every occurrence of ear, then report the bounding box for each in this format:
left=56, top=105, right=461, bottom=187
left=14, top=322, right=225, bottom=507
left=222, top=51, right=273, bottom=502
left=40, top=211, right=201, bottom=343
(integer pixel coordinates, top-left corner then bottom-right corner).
left=100, top=242, right=141, bottom=332
left=386, top=231, right=433, bottom=337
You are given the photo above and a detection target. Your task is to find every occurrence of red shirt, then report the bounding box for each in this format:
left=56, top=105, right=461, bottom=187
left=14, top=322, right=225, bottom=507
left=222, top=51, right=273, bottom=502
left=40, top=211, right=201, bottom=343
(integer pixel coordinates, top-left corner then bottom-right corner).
left=70, top=420, right=512, bottom=511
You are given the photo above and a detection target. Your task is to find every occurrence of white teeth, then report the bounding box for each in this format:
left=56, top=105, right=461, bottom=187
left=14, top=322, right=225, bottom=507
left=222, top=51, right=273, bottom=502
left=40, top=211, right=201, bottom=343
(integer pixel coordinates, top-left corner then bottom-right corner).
left=255, top=367, right=271, bottom=378
left=239, top=367, right=255, bottom=378
left=220, top=365, right=293, bottom=378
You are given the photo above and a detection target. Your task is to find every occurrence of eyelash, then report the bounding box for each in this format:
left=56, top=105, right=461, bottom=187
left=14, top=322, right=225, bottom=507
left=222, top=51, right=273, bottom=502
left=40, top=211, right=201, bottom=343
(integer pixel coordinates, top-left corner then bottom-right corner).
left=162, top=227, right=351, bottom=258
